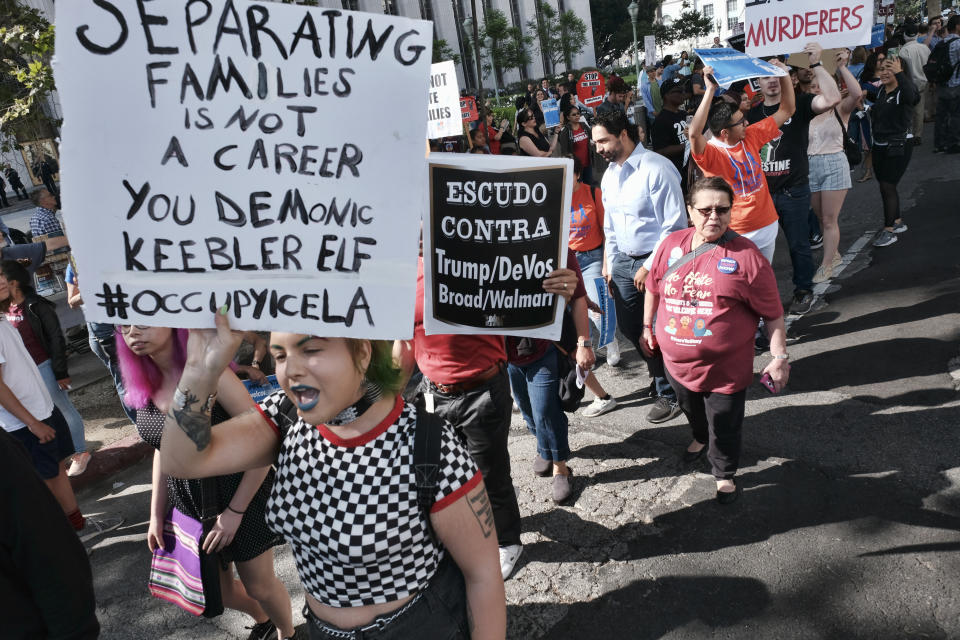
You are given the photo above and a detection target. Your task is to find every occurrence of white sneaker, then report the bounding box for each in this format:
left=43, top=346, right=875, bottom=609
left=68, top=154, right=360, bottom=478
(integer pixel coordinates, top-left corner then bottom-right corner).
left=582, top=395, right=618, bottom=418
left=605, top=339, right=621, bottom=366
left=67, top=451, right=92, bottom=477
left=499, top=544, right=522, bottom=580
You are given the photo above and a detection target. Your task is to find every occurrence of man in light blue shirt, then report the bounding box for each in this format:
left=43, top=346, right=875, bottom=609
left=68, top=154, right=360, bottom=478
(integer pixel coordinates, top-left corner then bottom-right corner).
left=661, top=55, right=682, bottom=85
left=593, top=110, right=687, bottom=423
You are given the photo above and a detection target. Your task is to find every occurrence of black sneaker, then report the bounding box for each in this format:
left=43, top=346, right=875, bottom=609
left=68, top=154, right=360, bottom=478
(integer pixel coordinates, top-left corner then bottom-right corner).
left=789, top=290, right=815, bottom=315
left=647, top=396, right=682, bottom=423
left=948, top=145, right=960, bottom=154
left=934, top=146, right=947, bottom=154
left=246, top=620, right=277, bottom=640
left=809, top=233, right=823, bottom=250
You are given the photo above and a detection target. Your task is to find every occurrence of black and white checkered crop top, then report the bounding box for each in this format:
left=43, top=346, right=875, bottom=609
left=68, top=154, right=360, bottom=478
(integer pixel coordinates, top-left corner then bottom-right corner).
left=257, top=392, right=480, bottom=607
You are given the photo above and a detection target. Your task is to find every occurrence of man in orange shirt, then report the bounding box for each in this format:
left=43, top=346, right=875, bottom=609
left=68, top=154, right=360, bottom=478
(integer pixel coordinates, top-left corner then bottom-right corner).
left=689, top=60, right=795, bottom=263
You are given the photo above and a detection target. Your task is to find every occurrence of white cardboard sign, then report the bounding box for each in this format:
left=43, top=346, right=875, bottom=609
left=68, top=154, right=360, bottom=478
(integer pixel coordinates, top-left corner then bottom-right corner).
left=55, top=0, right=431, bottom=339
left=744, top=0, right=875, bottom=58
left=423, top=154, right=573, bottom=339
left=427, top=61, right=461, bottom=139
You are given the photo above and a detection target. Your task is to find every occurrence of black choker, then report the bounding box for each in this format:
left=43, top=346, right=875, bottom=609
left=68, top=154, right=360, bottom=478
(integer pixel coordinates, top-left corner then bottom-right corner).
left=326, top=382, right=383, bottom=426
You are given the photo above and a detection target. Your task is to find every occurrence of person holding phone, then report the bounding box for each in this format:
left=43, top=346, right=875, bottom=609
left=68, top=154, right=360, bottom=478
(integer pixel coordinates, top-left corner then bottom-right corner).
left=870, top=55, right=919, bottom=247
left=482, top=111, right=508, bottom=155
left=642, top=177, right=789, bottom=504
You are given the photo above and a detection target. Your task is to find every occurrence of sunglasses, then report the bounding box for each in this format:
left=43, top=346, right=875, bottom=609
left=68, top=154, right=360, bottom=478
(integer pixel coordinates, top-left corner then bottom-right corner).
left=693, top=205, right=732, bottom=217
left=118, top=325, right=151, bottom=334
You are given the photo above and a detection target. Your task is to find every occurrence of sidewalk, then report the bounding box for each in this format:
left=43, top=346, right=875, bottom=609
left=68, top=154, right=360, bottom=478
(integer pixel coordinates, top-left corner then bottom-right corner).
left=66, top=348, right=149, bottom=493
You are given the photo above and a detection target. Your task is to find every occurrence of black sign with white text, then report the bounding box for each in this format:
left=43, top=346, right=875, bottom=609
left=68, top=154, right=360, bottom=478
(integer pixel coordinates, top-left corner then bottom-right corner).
left=424, top=157, right=570, bottom=337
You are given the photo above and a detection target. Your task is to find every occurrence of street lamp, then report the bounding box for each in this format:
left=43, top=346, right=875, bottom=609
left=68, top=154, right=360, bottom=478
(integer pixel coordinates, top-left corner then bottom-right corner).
left=628, top=1, right=641, bottom=96
left=627, top=1, right=646, bottom=136
left=484, top=35, right=499, bottom=104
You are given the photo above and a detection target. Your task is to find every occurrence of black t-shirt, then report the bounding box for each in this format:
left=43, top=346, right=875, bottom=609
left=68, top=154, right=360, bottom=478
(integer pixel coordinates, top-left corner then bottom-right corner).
left=746, top=92, right=816, bottom=192
left=651, top=109, right=688, bottom=176
left=517, top=130, right=550, bottom=156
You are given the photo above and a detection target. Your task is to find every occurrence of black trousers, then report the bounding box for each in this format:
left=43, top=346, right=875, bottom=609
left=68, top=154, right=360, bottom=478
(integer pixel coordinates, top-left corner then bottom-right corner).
left=419, top=369, right=522, bottom=547
left=665, top=369, right=746, bottom=480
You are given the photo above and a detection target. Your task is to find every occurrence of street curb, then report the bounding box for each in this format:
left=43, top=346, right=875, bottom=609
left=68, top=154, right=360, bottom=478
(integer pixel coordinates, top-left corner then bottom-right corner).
left=70, top=433, right=152, bottom=493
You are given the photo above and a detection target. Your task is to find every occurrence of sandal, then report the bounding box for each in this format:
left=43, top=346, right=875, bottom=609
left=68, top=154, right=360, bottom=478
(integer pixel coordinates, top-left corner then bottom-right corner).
left=856, top=171, right=873, bottom=183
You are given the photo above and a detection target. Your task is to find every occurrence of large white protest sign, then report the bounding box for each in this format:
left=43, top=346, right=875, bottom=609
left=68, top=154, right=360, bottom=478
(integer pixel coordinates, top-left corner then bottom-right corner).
left=744, top=0, right=875, bottom=58
left=423, top=154, right=573, bottom=340
left=427, top=61, right=461, bottom=139
left=55, top=0, right=431, bottom=339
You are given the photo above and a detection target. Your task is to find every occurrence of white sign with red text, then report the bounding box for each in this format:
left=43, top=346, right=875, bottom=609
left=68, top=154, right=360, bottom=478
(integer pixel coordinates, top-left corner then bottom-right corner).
left=744, top=0, right=875, bottom=58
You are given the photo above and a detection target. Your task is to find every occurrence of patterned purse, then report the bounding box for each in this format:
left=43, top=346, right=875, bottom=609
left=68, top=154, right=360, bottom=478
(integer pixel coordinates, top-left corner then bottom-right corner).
left=148, top=479, right=223, bottom=617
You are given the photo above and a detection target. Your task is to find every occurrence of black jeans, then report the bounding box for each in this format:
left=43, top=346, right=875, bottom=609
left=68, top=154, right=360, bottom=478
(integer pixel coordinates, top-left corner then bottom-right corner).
left=419, top=369, right=522, bottom=547
left=665, top=369, right=746, bottom=480
left=772, top=184, right=814, bottom=294
left=873, top=143, right=914, bottom=227
left=305, top=556, right=468, bottom=640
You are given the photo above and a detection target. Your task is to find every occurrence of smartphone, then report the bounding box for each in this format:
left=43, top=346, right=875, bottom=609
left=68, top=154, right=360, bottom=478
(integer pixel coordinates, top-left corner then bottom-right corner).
left=887, top=47, right=900, bottom=59
left=760, top=372, right=778, bottom=394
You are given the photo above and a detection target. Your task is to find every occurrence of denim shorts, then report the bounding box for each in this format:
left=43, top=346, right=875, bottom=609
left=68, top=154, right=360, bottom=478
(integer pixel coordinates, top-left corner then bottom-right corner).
left=808, top=152, right=852, bottom=192
left=304, top=555, right=468, bottom=640
left=8, top=408, right=75, bottom=479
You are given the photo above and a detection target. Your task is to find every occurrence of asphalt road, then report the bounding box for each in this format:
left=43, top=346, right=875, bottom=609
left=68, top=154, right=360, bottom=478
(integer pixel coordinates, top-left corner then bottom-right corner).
left=76, top=129, right=960, bottom=639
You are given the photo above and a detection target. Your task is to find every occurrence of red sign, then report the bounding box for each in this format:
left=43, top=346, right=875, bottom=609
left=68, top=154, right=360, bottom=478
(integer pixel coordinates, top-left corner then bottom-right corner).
left=577, top=71, right=607, bottom=107
left=460, top=96, right=479, bottom=122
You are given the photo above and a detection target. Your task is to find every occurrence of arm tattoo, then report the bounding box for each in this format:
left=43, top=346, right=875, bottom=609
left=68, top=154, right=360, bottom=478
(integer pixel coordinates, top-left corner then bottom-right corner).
left=468, top=488, right=495, bottom=539
left=169, top=389, right=212, bottom=452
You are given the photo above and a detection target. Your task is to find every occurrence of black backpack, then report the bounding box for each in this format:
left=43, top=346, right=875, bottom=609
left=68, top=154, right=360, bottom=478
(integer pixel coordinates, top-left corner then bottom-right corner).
left=924, top=37, right=960, bottom=84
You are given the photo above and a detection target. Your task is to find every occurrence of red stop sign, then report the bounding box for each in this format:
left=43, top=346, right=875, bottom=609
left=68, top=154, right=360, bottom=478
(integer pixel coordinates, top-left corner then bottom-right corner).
left=577, top=71, right=607, bottom=107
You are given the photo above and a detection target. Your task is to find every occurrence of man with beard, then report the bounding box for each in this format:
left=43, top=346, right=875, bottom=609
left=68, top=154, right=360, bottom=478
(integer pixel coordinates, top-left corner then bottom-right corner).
left=746, top=43, right=840, bottom=315
left=593, top=110, right=687, bottom=423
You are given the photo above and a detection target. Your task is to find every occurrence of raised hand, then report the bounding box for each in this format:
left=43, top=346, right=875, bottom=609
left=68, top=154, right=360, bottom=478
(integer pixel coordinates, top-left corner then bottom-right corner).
left=185, top=308, right=244, bottom=376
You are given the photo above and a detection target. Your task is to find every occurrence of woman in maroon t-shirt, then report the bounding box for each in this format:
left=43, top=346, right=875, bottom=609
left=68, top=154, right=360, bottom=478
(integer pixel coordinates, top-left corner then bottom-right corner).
left=640, top=178, right=790, bottom=504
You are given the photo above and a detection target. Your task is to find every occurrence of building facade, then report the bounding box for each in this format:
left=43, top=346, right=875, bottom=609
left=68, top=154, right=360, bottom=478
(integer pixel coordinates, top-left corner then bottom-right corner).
left=658, top=0, right=745, bottom=54
left=312, top=0, right=597, bottom=92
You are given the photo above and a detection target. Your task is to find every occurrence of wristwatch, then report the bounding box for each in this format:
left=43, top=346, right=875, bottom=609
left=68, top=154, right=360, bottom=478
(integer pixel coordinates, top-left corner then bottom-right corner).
left=577, top=338, right=593, bottom=348
left=772, top=354, right=790, bottom=360
left=809, top=62, right=822, bottom=68
left=251, top=359, right=260, bottom=369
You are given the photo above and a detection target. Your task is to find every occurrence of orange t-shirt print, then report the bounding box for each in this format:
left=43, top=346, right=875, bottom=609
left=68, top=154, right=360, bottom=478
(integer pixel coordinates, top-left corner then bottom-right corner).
left=691, top=116, right=780, bottom=234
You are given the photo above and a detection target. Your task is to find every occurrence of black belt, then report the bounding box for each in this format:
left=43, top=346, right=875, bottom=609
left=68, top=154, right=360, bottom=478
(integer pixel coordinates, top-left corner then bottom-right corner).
left=625, top=251, right=652, bottom=260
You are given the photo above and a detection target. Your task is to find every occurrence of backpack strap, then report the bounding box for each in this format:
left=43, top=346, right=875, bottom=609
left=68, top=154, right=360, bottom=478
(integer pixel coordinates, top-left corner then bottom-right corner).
left=414, top=396, right=443, bottom=545
left=661, top=229, right=740, bottom=282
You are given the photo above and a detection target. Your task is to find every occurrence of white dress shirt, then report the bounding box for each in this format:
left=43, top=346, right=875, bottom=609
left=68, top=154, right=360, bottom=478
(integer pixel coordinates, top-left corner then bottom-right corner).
left=601, top=143, right=687, bottom=271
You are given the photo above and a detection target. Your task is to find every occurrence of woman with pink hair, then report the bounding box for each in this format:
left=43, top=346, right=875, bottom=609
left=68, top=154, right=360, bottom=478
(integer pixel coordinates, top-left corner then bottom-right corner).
left=117, top=325, right=297, bottom=640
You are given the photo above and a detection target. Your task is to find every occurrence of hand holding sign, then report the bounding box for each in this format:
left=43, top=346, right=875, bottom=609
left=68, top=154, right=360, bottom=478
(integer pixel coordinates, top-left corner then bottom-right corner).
left=804, top=42, right=824, bottom=66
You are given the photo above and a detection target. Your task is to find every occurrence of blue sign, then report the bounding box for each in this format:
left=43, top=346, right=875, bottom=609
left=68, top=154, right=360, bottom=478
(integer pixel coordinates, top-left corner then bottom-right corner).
left=870, top=23, right=885, bottom=49
left=592, top=277, right=617, bottom=347
left=541, top=98, right=561, bottom=128
left=693, top=47, right=787, bottom=87
left=243, top=374, right=281, bottom=403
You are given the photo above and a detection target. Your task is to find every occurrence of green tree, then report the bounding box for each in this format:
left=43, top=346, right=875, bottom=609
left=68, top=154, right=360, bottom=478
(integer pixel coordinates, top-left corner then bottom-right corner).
left=432, top=38, right=461, bottom=65
left=478, top=10, right=533, bottom=84
left=589, top=0, right=659, bottom=67
left=557, top=10, right=589, bottom=70
left=527, top=2, right=588, bottom=73
left=0, top=0, right=58, bottom=151
left=669, top=9, right=713, bottom=44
